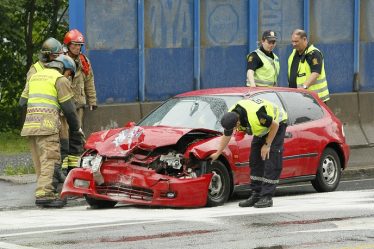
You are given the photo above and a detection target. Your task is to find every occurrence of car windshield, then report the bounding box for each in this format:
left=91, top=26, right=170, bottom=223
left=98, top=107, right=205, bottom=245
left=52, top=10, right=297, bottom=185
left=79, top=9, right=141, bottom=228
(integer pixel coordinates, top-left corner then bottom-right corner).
left=138, top=95, right=242, bottom=131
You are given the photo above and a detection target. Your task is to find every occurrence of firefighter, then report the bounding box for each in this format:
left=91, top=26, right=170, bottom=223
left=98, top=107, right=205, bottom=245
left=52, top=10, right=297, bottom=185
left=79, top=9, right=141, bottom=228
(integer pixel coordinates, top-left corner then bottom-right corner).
left=246, top=30, right=280, bottom=87
left=25, top=37, right=63, bottom=82
left=21, top=37, right=66, bottom=185
left=210, top=98, right=288, bottom=208
left=19, top=55, right=83, bottom=208
left=288, top=29, right=330, bottom=102
left=62, top=29, right=97, bottom=173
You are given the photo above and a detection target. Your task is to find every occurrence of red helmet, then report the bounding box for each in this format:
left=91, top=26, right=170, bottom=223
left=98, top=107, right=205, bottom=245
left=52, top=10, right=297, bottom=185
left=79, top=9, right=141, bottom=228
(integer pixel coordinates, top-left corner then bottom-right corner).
left=63, top=29, right=85, bottom=45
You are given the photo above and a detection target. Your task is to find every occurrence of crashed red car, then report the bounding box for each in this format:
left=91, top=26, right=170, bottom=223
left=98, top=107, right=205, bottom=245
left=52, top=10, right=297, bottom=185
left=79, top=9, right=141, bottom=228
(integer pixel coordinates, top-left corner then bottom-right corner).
left=61, top=87, right=350, bottom=208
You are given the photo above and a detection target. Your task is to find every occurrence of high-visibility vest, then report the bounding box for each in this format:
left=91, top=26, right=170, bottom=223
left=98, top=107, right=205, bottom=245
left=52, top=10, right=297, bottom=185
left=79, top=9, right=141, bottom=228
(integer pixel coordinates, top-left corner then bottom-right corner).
left=21, top=69, right=63, bottom=135
left=33, top=61, right=45, bottom=72
left=251, top=49, right=280, bottom=87
left=230, top=99, right=287, bottom=137
left=288, top=45, right=330, bottom=102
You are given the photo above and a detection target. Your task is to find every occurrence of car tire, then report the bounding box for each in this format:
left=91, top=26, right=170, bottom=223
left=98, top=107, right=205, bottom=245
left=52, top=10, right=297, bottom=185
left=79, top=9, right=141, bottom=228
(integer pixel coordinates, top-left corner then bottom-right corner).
left=84, top=195, right=117, bottom=209
left=206, top=161, right=231, bottom=207
left=311, top=148, right=341, bottom=192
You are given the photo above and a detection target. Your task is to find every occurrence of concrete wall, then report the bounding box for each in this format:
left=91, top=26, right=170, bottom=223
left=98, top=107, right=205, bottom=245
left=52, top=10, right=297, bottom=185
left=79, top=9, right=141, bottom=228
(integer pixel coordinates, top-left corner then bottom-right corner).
left=83, top=93, right=374, bottom=148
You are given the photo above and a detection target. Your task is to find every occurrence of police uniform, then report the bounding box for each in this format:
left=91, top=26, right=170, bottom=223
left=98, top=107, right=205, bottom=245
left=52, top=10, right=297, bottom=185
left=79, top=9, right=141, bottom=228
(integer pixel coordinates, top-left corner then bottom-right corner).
left=246, top=47, right=280, bottom=87
left=223, top=98, right=288, bottom=206
left=20, top=67, right=80, bottom=206
left=288, top=44, right=330, bottom=102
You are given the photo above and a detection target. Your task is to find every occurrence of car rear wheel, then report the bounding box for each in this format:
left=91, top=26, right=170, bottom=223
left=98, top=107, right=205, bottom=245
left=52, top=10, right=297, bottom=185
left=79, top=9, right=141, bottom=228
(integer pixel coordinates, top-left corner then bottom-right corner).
left=206, top=161, right=231, bottom=207
left=311, top=148, right=341, bottom=192
left=84, top=195, right=118, bottom=209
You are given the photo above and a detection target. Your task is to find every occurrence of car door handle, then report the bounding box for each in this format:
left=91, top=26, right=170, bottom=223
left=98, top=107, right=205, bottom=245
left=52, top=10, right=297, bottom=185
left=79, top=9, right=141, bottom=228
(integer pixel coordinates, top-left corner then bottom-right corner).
left=284, top=132, right=293, bottom=138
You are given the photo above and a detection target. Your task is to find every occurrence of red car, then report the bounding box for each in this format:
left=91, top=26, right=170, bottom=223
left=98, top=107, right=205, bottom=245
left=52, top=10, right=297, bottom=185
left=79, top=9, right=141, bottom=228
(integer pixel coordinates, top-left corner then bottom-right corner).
left=61, top=87, right=350, bottom=208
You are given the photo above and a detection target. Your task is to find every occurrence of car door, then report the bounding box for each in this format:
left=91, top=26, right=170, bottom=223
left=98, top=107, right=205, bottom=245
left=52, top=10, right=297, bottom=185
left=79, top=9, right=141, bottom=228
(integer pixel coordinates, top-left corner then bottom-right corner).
left=249, top=91, right=301, bottom=178
left=278, top=91, right=324, bottom=176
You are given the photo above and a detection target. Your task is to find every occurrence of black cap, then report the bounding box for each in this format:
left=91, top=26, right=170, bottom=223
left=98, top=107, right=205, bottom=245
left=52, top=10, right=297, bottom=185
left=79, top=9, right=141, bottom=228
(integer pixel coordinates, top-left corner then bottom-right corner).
left=221, top=112, right=239, bottom=136
left=262, top=30, right=277, bottom=41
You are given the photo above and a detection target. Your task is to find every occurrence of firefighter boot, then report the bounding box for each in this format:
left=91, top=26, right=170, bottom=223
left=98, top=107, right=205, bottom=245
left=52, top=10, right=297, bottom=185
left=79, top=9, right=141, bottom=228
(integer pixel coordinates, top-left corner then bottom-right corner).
left=254, top=196, right=273, bottom=208
left=35, top=196, right=67, bottom=208
left=238, top=193, right=260, bottom=207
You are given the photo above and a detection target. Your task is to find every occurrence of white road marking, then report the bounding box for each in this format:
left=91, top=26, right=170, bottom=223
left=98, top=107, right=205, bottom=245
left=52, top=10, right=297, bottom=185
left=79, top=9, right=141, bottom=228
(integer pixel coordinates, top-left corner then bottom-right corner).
left=0, top=241, right=39, bottom=249
left=0, top=190, right=374, bottom=238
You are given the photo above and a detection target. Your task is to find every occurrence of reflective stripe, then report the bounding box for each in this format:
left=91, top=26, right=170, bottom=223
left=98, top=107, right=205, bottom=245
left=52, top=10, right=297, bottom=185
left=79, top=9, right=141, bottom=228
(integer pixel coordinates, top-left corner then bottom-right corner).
left=251, top=175, right=279, bottom=184
left=254, top=79, right=274, bottom=86
left=29, top=93, right=58, bottom=102
left=28, top=103, right=60, bottom=110
left=315, top=77, right=326, bottom=84
left=68, top=155, right=80, bottom=168
left=61, top=157, right=69, bottom=169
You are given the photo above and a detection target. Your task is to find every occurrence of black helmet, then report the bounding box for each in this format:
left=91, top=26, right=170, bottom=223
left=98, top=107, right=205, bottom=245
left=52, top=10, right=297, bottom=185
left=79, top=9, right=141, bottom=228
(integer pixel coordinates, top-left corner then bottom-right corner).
left=41, top=37, right=63, bottom=55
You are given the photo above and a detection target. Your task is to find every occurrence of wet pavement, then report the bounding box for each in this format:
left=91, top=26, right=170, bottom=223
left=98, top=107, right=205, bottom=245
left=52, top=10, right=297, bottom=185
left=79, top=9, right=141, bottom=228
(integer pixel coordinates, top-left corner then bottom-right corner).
left=0, top=146, right=374, bottom=210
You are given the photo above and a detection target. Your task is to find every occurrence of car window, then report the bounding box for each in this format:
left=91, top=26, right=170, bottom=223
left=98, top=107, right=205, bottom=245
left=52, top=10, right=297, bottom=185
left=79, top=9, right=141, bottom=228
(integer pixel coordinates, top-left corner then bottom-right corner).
left=138, top=95, right=242, bottom=131
left=250, top=91, right=284, bottom=109
left=278, top=91, right=324, bottom=125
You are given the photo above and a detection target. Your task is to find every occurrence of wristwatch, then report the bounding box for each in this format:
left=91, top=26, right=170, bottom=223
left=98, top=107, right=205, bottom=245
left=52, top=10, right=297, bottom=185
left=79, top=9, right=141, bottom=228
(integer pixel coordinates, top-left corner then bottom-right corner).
left=303, top=84, right=308, bottom=89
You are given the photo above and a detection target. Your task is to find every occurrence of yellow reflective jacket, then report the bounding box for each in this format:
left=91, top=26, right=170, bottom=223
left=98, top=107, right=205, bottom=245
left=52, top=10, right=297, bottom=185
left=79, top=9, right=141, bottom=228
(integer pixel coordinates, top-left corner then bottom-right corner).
left=21, top=69, right=72, bottom=136
left=230, top=99, right=287, bottom=137
left=288, top=45, right=330, bottom=102
left=252, top=49, right=280, bottom=87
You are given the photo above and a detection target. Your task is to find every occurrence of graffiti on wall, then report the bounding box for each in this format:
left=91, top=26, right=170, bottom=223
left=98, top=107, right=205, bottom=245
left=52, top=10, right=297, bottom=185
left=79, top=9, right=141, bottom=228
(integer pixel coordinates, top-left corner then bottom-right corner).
left=145, top=0, right=193, bottom=48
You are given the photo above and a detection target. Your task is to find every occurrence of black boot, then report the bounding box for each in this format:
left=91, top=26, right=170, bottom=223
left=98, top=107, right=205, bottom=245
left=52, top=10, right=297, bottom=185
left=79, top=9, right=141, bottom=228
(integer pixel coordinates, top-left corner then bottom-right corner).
left=54, top=165, right=66, bottom=183
left=238, top=194, right=260, bottom=207
left=254, top=196, right=273, bottom=208
left=35, top=197, right=67, bottom=208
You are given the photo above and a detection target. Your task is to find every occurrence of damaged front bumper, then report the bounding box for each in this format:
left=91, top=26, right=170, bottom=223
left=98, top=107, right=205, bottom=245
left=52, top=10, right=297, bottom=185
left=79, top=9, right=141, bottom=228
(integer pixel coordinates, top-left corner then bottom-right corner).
left=61, top=166, right=213, bottom=208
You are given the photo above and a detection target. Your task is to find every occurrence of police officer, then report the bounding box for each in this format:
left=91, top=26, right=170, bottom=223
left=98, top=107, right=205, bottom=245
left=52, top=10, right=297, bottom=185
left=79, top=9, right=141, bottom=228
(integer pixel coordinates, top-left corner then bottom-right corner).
left=62, top=29, right=97, bottom=172
left=246, top=30, right=280, bottom=87
left=288, top=29, right=330, bottom=102
left=210, top=98, right=287, bottom=208
left=21, top=37, right=66, bottom=185
left=19, top=55, right=82, bottom=208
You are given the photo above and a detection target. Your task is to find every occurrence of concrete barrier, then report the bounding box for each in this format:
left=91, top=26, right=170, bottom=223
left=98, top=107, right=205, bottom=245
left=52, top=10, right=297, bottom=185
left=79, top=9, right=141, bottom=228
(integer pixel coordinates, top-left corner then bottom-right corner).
left=83, top=103, right=142, bottom=136
left=328, top=93, right=368, bottom=147
left=83, top=92, right=374, bottom=148
left=358, top=92, right=374, bottom=145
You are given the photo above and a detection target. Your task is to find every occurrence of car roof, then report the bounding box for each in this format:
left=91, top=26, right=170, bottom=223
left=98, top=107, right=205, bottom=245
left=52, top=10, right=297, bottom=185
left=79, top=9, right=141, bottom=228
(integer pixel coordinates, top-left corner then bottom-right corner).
left=175, top=86, right=303, bottom=97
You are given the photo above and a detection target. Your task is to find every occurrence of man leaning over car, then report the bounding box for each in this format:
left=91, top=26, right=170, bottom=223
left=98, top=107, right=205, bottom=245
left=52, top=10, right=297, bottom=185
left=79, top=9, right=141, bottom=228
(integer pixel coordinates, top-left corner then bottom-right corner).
left=210, top=98, right=288, bottom=208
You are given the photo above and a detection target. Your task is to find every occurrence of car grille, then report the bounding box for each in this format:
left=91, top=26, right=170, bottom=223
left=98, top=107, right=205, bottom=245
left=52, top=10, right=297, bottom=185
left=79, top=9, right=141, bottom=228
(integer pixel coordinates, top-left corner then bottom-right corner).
left=96, top=183, right=154, bottom=201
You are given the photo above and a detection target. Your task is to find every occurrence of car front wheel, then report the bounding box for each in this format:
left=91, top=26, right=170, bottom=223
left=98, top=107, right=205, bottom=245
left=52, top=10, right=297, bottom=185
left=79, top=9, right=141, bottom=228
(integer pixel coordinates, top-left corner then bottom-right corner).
left=312, top=148, right=341, bottom=192
left=206, top=161, right=231, bottom=207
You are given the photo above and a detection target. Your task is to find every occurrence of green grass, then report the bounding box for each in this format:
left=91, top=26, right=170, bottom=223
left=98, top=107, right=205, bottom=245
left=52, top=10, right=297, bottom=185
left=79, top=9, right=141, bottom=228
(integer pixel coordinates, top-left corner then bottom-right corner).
left=3, top=165, right=35, bottom=175
left=0, top=131, right=29, bottom=154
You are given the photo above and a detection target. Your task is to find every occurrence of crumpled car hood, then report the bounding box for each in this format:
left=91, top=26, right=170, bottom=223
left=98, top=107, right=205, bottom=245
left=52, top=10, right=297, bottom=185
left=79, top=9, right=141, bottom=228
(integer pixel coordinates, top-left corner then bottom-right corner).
left=85, top=126, right=220, bottom=157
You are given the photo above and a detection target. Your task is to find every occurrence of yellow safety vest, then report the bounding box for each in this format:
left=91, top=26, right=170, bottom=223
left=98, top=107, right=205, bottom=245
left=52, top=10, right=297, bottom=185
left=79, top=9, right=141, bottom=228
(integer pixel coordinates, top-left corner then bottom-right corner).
left=21, top=69, right=63, bottom=136
left=34, top=61, right=45, bottom=72
left=287, top=45, right=330, bottom=102
left=252, top=49, right=280, bottom=87
left=230, top=99, right=287, bottom=137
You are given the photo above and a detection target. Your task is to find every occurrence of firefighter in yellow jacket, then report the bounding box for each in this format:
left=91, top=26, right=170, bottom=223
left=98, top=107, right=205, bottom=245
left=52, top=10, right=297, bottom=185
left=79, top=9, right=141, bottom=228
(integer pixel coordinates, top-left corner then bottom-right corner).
left=19, top=55, right=82, bottom=208
left=288, top=29, right=330, bottom=102
left=210, top=98, right=288, bottom=208
left=21, top=37, right=67, bottom=186
left=61, top=29, right=97, bottom=173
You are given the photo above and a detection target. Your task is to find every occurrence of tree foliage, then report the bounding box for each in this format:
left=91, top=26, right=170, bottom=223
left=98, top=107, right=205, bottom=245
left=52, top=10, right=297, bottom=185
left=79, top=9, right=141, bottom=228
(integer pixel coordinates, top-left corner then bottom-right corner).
left=0, top=0, right=68, bottom=131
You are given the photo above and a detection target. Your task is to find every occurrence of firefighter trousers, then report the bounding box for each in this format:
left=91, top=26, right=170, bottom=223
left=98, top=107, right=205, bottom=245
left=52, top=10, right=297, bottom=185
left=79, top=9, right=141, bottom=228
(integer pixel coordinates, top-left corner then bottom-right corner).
left=28, top=134, right=60, bottom=198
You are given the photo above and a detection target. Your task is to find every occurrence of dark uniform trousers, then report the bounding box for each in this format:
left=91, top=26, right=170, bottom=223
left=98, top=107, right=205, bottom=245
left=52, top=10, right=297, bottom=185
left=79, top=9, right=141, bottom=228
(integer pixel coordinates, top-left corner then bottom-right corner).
left=249, top=122, right=287, bottom=197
